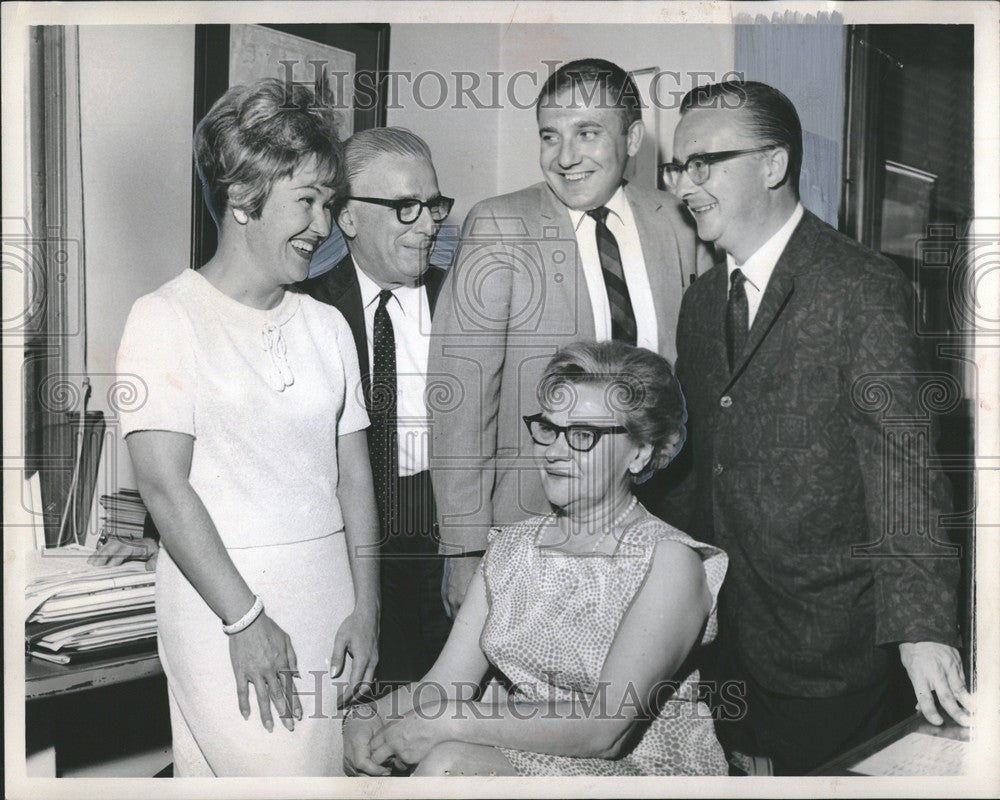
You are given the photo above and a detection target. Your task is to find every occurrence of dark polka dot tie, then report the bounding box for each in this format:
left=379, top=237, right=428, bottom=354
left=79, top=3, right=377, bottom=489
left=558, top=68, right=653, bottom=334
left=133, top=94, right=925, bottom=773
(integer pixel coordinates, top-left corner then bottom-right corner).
left=587, top=206, right=637, bottom=345
left=370, top=289, right=398, bottom=532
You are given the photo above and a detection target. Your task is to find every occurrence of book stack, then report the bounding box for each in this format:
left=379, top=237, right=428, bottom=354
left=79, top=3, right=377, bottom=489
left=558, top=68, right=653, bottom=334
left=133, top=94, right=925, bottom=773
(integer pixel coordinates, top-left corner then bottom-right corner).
left=25, top=545, right=157, bottom=665
left=98, top=488, right=148, bottom=540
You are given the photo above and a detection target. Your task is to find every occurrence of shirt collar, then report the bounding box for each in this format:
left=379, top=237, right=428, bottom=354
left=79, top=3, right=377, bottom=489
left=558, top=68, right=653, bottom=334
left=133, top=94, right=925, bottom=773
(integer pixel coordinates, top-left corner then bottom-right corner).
left=726, top=203, right=804, bottom=292
left=354, top=257, right=422, bottom=314
left=568, top=184, right=628, bottom=231
left=354, top=260, right=395, bottom=311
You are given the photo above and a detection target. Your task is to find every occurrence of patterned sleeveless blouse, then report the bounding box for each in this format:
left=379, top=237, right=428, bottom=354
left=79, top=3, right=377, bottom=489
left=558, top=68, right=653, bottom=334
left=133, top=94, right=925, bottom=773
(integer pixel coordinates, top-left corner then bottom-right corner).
left=480, top=507, right=729, bottom=775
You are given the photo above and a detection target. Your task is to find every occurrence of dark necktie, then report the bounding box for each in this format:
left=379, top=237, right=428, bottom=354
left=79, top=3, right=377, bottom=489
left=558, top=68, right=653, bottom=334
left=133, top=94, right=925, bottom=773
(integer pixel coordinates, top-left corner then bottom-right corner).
left=369, top=289, right=398, bottom=531
left=726, top=268, right=749, bottom=372
left=587, top=206, right=637, bottom=345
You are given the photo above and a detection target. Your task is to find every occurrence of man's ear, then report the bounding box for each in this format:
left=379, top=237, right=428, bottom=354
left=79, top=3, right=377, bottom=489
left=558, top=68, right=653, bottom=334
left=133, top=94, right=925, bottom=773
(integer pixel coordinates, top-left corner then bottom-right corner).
left=625, top=119, right=645, bottom=158
left=763, top=146, right=790, bottom=189
left=337, top=204, right=356, bottom=239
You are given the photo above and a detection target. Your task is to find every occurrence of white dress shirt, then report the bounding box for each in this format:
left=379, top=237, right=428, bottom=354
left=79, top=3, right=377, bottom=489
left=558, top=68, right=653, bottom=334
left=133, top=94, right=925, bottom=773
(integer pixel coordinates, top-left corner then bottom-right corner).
left=726, top=203, right=804, bottom=327
left=568, top=186, right=658, bottom=351
left=355, top=265, right=432, bottom=476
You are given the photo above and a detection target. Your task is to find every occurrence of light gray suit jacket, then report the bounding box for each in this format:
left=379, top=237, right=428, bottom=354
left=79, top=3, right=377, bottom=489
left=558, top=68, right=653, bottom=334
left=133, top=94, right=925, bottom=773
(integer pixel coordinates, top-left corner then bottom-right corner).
left=428, top=180, right=710, bottom=554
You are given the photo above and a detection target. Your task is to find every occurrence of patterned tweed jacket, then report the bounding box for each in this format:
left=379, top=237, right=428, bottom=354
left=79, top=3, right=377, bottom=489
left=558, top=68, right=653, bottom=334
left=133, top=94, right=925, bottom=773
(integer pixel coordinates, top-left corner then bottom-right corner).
left=668, top=210, right=962, bottom=696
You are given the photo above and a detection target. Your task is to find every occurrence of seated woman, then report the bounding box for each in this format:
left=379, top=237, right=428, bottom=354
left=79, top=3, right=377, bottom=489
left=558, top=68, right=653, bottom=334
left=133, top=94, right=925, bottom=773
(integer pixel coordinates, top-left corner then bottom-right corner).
left=344, top=340, right=729, bottom=776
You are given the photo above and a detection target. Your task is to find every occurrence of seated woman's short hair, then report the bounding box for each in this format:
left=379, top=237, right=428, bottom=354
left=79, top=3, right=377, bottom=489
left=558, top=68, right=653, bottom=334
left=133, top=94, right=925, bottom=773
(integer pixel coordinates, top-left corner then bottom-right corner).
left=194, top=78, right=345, bottom=220
left=538, top=341, right=687, bottom=481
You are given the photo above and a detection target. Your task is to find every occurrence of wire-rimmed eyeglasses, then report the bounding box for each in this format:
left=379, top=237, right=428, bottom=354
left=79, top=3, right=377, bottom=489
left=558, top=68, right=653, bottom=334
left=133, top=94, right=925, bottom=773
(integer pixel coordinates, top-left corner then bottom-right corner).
left=523, top=413, right=628, bottom=453
left=347, top=195, right=455, bottom=224
left=660, top=145, right=776, bottom=188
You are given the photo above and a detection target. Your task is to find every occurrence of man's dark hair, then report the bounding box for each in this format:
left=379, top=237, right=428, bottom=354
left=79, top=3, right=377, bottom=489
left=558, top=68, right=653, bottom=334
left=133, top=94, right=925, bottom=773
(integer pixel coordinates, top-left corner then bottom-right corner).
left=535, top=58, right=643, bottom=132
left=680, top=80, right=802, bottom=193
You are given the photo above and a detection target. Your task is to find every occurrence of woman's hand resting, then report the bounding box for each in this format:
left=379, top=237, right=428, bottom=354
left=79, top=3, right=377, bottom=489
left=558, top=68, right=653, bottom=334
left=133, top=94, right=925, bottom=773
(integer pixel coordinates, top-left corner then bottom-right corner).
left=331, top=606, right=379, bottom=707
left=368, top=700, right=454, bottom=769
left=229, top=611, right=303, bottom=732
left=88, top=535, right=159, bottom=570
left=343, top=710, right=391, bottom=776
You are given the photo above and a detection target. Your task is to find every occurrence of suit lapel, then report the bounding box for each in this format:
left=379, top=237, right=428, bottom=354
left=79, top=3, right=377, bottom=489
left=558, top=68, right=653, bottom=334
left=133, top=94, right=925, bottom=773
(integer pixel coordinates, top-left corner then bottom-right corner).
left=724, top=212, right=817, bottom=390
left=320, top=258, right=444, bottom=377
left=326, top=255, right=371, bottom=381
left=422, top=266, right=444, bottom=317
left=701, top=265, right=730, bottom=375
left=625, top=183, right=685, bottom=358
left=540, top=184, right=597, bottom=341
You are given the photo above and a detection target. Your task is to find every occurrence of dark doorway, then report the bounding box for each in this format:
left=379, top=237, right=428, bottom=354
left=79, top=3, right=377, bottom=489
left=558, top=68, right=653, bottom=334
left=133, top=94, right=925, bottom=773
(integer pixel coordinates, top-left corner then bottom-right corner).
left=843, top=23, right=976, bottom=685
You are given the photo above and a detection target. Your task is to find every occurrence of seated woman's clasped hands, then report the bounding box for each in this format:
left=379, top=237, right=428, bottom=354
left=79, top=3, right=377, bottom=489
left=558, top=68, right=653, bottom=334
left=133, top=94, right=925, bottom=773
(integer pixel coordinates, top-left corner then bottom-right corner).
left=344, top=341, right=729, bottom=777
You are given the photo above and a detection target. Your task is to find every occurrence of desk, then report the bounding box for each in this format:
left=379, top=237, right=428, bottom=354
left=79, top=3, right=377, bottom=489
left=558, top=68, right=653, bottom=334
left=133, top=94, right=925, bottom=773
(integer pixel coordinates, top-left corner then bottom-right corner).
left=814, top=709, right=968, bottom=775
left=26, top=649, right=169, bottom=777
left=26, top=649, right=162, bottom=701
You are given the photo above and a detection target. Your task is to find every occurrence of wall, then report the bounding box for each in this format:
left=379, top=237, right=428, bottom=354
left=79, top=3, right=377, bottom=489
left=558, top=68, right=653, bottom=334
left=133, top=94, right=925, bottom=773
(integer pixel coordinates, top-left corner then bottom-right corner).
left=734, top=20, right=846, bottom=226
left=79, top=25, right=195, bottom=512
left=387, top=24, right=503, bottom=262
left=495, top=25, right=736, bottom=197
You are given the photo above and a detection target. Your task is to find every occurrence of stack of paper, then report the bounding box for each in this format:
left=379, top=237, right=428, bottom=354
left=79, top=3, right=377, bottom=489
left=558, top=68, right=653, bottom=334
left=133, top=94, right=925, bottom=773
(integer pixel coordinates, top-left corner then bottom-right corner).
left=26, top=545, right=157, bottom=664
left=851, top=732, right=969, bottom=776
left=98, top=488, right=148, bottom=539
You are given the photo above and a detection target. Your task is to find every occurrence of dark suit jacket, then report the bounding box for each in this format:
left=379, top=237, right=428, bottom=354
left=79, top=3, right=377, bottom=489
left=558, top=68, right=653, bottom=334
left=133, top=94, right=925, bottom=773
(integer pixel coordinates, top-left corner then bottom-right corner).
left=297, top=254, right=444, bottom=532
left=297, top=253, right=444, bottom=382
left=670, top=210, right=961, bottom=697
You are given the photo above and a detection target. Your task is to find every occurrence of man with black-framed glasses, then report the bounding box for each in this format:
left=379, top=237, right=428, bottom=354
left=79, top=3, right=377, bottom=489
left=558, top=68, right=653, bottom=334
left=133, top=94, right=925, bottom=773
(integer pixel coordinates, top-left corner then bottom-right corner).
left=663, top=80, right=967, bottom=775
left=299, top=127, right=453, bottom=690
left=660, top=145, right=777, bottom=191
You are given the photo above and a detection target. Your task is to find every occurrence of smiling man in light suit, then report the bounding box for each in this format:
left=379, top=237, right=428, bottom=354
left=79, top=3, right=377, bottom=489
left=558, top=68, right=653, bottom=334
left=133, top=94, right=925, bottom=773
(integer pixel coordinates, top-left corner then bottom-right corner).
left=428, top=58, right=710, bottom=613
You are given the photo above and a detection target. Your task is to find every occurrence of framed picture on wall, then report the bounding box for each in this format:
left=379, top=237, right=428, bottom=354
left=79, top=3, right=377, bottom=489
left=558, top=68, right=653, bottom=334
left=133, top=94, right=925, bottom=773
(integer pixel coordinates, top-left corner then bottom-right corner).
left=190, top=23, right=390, bottom=268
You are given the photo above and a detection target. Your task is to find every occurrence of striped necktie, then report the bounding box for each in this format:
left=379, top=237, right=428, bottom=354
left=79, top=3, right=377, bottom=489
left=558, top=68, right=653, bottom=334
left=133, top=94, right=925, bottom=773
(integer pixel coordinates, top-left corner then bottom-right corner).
left=587, top=206, right=637, bottom=345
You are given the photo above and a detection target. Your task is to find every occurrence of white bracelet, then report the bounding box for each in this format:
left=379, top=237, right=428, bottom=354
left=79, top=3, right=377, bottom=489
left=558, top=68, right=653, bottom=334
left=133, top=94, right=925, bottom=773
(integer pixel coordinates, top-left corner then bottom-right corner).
left=222, top=595, right=264, bottom=635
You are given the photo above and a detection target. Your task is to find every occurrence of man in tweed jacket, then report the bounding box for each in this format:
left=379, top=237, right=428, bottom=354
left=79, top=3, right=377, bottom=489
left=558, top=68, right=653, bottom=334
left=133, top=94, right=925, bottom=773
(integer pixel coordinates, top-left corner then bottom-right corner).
left=665, top=80, right=970, bottom=774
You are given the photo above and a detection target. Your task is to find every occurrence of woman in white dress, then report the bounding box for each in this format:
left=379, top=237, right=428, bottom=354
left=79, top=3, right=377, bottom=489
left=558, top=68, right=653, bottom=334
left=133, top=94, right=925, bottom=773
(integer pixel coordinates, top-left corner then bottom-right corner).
left=116, top=78, right=379, bottom=776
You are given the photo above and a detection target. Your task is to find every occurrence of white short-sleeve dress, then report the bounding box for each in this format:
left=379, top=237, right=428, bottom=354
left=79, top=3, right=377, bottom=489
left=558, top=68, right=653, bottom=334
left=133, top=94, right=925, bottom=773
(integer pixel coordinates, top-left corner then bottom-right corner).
left=116, top=269, right=369, bottom=776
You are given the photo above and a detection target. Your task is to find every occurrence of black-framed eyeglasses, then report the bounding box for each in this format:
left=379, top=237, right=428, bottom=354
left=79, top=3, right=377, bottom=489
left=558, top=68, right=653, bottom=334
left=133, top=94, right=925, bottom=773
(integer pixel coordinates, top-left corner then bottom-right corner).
left=660, top=145, right=776, bottom=188
left=523, top=413, right=628, bottom=453
left=347, top=195, right=455, bottom=224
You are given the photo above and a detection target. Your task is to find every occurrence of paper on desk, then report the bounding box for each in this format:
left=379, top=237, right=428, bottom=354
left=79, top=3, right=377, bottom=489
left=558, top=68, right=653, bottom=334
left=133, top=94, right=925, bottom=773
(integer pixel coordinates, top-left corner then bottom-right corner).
left=34, top=612, right=158, bottom=651
left=25, top=546, right=153, bottom=621
left=29, top=544, right=103, bottom=577
left=27, top=545, right=147, bottom=585
left=31, top=589, right=155, bottom=623
left=851, top=732, right=968, bottom=776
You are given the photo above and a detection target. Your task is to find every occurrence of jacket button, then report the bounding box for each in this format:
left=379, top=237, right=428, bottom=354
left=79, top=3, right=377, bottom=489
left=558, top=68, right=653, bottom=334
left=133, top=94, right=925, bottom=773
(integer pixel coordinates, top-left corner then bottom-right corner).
left=713, top=463, right=725, bottom=477
left=720, top=395, right=733, bottom=408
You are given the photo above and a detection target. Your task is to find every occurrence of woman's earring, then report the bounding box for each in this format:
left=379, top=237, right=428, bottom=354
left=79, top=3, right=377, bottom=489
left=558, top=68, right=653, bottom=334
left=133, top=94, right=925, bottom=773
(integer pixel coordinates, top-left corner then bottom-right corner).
left=232, top=207, right=249, bottom=225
